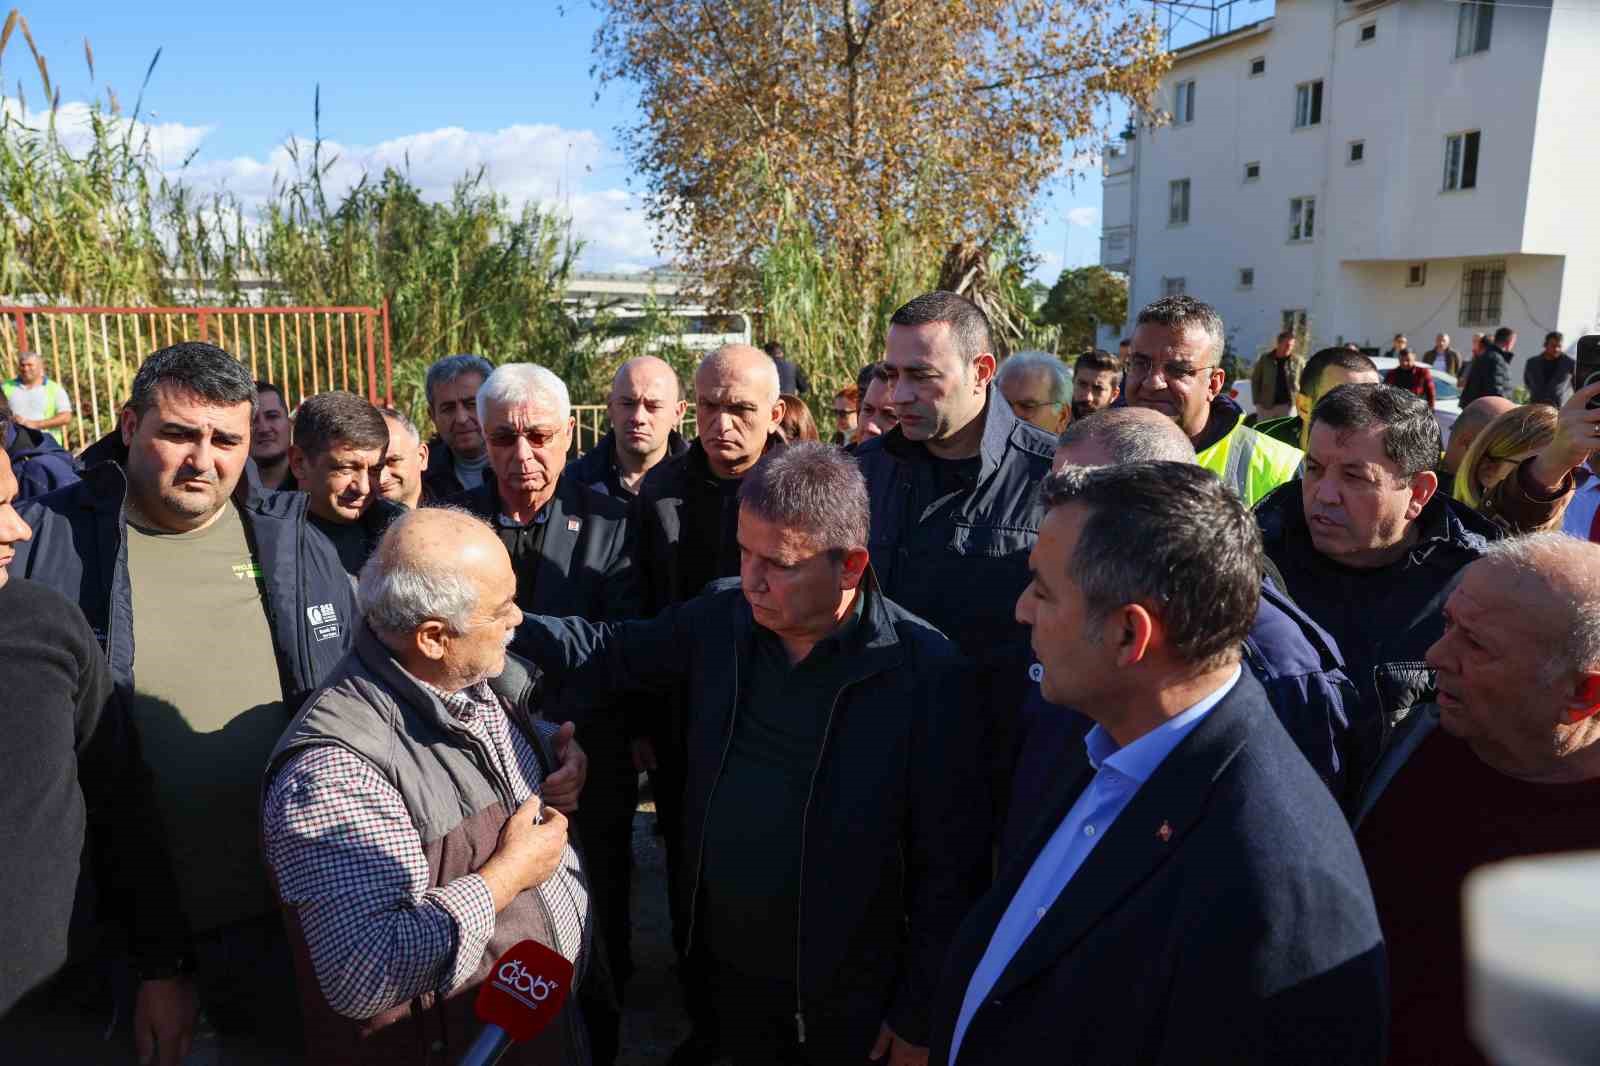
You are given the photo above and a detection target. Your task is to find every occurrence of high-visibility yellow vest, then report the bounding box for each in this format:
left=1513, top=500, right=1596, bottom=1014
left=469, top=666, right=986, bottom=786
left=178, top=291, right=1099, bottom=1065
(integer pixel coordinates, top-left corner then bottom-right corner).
left=1196, top=420, right=1303, bottom=507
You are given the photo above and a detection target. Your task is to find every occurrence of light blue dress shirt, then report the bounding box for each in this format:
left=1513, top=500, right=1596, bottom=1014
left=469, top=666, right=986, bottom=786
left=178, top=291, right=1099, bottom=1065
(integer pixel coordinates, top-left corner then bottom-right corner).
left=948, top=667, right=1242, bottom=1065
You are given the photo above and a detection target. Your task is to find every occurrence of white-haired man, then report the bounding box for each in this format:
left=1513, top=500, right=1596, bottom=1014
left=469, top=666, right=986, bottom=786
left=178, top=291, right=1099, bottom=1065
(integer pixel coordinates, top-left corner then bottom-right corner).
left=996, top=351, right=1071, bottom=434
left=262, top=508, right=588, bottom=1065
left=1357, top=533, right=1600, bottom=1065
left=447, top=362, right=642, bottom=1061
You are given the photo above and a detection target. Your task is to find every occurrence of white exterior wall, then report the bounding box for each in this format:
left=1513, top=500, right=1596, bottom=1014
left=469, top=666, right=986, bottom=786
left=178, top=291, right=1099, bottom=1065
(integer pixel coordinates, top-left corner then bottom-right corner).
left=1105, top=0, right=1600, bottom=380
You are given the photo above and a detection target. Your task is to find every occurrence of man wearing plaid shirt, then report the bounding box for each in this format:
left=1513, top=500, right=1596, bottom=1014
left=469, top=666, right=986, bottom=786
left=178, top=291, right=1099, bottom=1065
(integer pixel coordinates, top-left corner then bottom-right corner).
left=262, top=507, right=592, bottom=1066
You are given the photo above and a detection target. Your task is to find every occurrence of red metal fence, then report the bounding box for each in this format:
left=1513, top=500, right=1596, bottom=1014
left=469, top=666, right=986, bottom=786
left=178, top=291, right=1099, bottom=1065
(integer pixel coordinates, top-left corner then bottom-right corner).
left=1, top=303, right=394, bottom=452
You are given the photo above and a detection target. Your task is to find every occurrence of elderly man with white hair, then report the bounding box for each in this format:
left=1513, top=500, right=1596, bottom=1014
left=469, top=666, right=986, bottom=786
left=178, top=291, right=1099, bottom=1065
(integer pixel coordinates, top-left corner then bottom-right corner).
left=1356, top=532, right=1600, bottom=1066
left=262, top=507, right=591, bottom=1066
left=444, top=361, right=644, bottom=1061
left=995, top=351, right=1072, bottom=434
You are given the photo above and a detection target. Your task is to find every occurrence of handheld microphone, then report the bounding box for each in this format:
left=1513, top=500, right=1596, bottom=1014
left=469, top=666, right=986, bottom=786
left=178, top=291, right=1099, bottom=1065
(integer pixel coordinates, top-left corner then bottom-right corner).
left=458, top=939, right=574, bottom=1066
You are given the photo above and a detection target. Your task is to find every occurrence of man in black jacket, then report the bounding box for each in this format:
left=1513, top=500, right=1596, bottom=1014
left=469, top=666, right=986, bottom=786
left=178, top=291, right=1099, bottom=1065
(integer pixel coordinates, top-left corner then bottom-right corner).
left=633, top=343, right=784, bottom=1063
left=448, top=362, right=642, bottom=1062
left=1459, top=325, right=1516, bottom=404
left=930, top=463, right=1384, bottom=1065
left=566, top=355, right=688, bottom=499
left=289, top=390, right=405, bottom=576
left=516, top=443, right=990, bottom=1065
left=420, top=353, right=494, bottom=501
left=855, top=291, right=1054, bottom=819
left=11, top=343, right=359, bottom=1062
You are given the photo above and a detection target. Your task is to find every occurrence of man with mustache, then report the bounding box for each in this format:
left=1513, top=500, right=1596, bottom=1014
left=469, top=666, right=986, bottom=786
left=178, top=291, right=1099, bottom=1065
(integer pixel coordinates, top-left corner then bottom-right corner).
left=289, top=391, right=405, bottom=577
left=1069, top=350, right=1121, bottom=422
left=420, top=353, right=494, bottom=501
left=1125, top=296, right=1302, bottom=506
left=1254, top=381, right=1594, bottom=810
left=449, top=362, right=642, bottom=1065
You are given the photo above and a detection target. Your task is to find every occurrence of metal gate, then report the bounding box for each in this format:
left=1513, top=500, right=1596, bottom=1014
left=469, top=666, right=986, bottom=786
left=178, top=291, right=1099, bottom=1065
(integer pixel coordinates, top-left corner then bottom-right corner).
left=1, top=303, right=394, bottom=452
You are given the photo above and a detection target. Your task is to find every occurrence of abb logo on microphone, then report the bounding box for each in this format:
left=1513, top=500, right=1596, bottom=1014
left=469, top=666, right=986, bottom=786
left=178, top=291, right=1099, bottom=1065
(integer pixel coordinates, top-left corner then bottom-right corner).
left=495, top=959, right=561, bottom=1005
left=475, top=939, right=574, bottom=1043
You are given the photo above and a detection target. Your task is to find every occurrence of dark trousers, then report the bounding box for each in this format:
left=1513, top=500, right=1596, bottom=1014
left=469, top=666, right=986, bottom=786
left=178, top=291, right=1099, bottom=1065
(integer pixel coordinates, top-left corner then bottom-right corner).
left=573, top=718, right=638, bottom=1066
left=706, top=960, right=874, bottom=1066
left=648, top=730, right=722, bottom=1045
left=189, top=912, right=305, bottom=1051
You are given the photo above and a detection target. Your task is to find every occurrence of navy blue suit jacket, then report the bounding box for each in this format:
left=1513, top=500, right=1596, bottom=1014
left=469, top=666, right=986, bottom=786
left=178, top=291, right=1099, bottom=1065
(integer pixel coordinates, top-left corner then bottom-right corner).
left=931, top=672, right=1387, bottom=1066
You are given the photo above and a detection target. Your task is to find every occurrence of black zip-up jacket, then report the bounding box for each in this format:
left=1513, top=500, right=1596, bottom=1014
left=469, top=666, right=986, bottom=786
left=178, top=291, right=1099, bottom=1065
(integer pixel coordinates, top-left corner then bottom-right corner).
left=1459, top=341, right=1514, bottom=404
left=1255, top=481, right=1498, bottom=804
left=566, top=428, right=688, bottom=500
left=852, top=389, right=1055, bottom=812
left=12, top=437, right=360, bottom=967
left=512, top=576, right=991, bottom=1048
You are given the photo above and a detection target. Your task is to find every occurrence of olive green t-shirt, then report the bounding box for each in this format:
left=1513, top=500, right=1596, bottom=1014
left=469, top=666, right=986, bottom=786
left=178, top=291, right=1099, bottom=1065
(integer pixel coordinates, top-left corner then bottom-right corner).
left=126, top=502, right=287, bottom=934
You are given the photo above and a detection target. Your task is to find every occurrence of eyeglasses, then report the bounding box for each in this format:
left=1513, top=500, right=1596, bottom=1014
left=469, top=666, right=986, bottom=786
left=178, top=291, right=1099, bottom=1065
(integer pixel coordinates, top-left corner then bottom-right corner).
left=487, top=427, right=562, bottom=449
left=833, top=407, right=858, bottom=417
left=1125, top=355, right=1218, bottom=382
left=1010, top=400, right=1063, bottom=412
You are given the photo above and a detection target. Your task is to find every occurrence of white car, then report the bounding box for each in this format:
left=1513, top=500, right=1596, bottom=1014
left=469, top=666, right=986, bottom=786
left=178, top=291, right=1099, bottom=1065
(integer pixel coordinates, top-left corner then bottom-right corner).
left=1233, top=356, right=1461, bottom=437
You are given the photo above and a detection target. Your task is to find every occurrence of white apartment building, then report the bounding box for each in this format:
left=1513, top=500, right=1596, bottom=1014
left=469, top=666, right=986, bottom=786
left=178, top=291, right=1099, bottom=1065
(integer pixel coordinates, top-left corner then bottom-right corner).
left=1099, top=0, right=1600, bottom=380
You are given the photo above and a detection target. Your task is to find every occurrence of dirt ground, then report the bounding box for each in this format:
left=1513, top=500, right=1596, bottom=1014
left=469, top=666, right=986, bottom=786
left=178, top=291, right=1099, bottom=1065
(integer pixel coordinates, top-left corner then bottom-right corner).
left=0, top=797, right=692, bottom=1066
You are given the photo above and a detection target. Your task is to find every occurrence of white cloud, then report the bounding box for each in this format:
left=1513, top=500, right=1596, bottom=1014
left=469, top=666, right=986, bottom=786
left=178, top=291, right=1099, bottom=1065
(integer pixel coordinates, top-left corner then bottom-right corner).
left=1067, top=206, right=1100, bottom=229
left=0, top=98, right=213, bottom=167
left=11, top=98, right=666, bottom=271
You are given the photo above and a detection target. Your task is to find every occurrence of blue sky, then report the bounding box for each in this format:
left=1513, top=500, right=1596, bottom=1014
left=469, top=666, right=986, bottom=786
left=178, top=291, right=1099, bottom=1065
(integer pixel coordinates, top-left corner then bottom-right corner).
left=10, top=2, right=1242, bottom=284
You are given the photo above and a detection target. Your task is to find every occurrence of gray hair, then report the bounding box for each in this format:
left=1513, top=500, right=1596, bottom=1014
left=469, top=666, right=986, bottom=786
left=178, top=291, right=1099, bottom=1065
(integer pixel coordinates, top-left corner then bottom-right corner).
left=17, top=350, right=41, bottom=365
left=379, top=405, right=422, bottom=447
left=1480, top=533, right=1600, bottom=681
left=1056, top=407, right=1196, bottom=463
left=1040, top=462, right=1261, bottom=670
left=425, top=354, right=494, bottom=409
left=1135, top=295, right=1226, bottom=365
left=476, top=363, right=571, bottom=427
left=738, top=442, right=869, bottom=555
left=357, top=507, right=485, bottom=638
left=997, top=351, right=1071, bottom=406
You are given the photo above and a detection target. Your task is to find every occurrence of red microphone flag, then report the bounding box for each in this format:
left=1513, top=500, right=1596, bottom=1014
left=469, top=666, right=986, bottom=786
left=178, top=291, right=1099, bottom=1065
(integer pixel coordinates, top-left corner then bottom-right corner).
left=474, top=940, right=574, bottom=1043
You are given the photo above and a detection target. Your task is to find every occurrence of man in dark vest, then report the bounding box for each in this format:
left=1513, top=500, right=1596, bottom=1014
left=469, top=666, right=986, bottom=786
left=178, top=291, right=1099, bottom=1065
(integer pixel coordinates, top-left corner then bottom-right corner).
left=263, top=507, right=590, bottom=1066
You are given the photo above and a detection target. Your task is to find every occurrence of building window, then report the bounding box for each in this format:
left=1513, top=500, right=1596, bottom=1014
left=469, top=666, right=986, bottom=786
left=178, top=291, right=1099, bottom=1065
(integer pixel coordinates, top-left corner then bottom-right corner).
left=1174, top=80, right=1196, bottom=124
left=1169, top=179, right=1191, bottom=225
left=1444, top=130, right=1481, bottom=191
left=1348, top=140, right=1365, bottom=164
left=1295, top=80, right=1324, bottom=128
left=1406, top=263, right=1427, bottom=287
left=1239, top=268, right=1255, bottom=290
left=1163, top=277, right=1187, bottom=298
left=1283, top=309, right=1308, bottom=337
left=1289, top=197, right=1316, bottom=242
left=1249, top=56, right=1266, bottom=77
left=1244, top=161, right=1261, bottom=182
left=1359, top=22, right=1377, bottom=44
left=1460, top=261, right=1505, bottom=326
left=1456, top=0, right=1495, bottom=58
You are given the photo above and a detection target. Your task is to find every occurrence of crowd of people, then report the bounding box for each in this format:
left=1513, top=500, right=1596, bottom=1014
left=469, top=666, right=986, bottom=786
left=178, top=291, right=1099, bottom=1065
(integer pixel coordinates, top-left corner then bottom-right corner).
left=2, top=289, right=1599, bottom=1066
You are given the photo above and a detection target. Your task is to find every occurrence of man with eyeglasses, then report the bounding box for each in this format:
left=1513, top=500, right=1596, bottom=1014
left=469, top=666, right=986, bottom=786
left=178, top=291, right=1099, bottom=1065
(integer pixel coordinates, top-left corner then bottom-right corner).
left=995, top=351, right=1072, bottom=434
left=1126, top=296, right=1303, bottom=506
left=447, top=361, right=642, bottom=1065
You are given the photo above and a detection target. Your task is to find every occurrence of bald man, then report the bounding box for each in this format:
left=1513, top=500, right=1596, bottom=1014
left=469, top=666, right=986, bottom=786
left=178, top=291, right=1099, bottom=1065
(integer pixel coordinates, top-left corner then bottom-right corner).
left=1441, top=395, right=1516, bottom=482
left=570, top=356, right=690, bottom=498
left=1358, top=533, right=1600, bottom=1066
left=632, top=343, right=785, bottom=1063
left=262, top=507, right=590, bottom=1065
